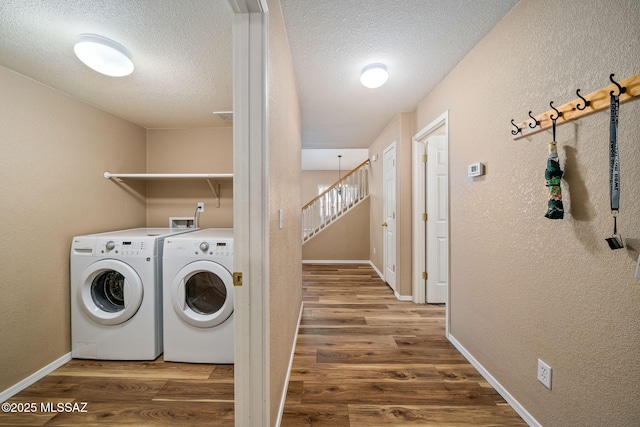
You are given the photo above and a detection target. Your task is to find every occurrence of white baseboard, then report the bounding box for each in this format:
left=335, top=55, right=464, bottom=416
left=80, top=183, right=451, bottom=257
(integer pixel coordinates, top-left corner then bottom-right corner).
left=302, top=259, right=370, bottom=264
left=275, top=301, right=304, bottom=427
left=369, top=261, right=384, bottom=281
left=394, top=291, right=413, bottom=301
left=368, top=263, right=410, bottom=301
left=448, top=335, right=540, bottom=427
left=0, top=352, right=72, bottom=403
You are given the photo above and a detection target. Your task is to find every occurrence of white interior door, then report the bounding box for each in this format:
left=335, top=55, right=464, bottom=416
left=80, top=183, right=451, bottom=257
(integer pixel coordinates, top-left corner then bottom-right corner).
left=383, top=142, right=397, bottom=291
left=427, top=135, right=448, bottom=303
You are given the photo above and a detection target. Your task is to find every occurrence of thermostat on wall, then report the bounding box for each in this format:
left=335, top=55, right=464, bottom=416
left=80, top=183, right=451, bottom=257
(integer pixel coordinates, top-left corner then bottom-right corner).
left=468, top=162, right=484, bottom=177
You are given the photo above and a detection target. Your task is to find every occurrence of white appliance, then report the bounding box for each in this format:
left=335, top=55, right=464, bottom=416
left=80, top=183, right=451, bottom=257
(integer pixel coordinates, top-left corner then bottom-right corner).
left=162, top=228, right=234, bottom=363
left=70, top=228, right=193, bottom=360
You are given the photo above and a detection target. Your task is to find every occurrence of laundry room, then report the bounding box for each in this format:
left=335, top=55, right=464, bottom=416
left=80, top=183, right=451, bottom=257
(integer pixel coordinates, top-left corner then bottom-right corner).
left=0, top=0, right=239, bottom=398
left=0, top=67, right=234, bottom=396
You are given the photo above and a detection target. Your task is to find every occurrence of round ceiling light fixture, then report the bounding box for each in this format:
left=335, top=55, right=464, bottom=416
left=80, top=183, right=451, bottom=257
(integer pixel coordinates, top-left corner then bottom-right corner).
left=74, top=34, right=134, bottom=77
left=360, top=63, right=388, bottom=88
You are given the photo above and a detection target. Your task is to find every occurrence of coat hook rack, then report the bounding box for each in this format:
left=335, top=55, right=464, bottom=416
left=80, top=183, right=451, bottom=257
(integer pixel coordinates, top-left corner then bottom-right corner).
left=512, top=72, right=640, bottom=140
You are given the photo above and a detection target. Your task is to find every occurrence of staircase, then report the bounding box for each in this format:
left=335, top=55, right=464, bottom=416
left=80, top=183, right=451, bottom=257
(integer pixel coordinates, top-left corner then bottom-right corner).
left=302, top=159, right=370, bottom=244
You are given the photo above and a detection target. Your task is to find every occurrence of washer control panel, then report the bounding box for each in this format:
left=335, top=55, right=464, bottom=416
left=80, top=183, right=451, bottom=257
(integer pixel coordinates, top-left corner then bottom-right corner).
left=95, top=238, right=153, bottom=256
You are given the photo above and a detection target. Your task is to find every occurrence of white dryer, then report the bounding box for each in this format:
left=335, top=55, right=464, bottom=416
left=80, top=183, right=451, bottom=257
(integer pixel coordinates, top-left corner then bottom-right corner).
left=70, top=228, right=193, bottom=360
left=162, top=228, right=234, bottom=363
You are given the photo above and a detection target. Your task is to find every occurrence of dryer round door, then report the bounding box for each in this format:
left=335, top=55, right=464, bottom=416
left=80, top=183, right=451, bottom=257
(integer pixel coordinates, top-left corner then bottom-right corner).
left=171, top=260, right=234, bottom=328
left=78, top=259, right=144, bottom=326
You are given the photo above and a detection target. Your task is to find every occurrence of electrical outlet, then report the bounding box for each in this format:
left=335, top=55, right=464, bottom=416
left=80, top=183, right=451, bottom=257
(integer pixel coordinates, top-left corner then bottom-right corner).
left=538, top=359, right=552, bottom=389
left=197, top=202, right=204, bottom=212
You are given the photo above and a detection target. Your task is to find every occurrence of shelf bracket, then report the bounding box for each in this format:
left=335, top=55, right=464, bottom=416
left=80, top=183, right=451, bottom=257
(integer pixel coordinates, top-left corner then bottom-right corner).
left=206, top=179, right=222, bottom=208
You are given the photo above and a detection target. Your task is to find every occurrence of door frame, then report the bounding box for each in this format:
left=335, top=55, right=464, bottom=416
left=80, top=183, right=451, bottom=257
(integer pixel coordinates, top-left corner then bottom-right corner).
left=230, top=1, right=270, bottom=426
left=382, top=141, right=397, bottom=292
left=412, top=110, right=450, bottom=336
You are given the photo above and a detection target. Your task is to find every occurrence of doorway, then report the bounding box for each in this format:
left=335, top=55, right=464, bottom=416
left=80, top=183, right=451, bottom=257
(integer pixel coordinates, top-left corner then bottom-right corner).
left=412, top=111, right=450, bottom=334
left=383, top=142, right=397, bottom=291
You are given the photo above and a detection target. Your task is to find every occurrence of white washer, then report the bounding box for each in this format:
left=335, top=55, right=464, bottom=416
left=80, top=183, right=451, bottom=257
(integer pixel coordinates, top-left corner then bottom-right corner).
left=70, top=228, right=193, bottom=360
left=162, top=228, right=234, bottom=363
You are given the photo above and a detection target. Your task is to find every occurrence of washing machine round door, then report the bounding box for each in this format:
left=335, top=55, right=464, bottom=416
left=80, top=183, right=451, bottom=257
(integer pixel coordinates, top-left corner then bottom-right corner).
left=78, top=259, right=144, bottom=325
left=171, top=260, right=234, bottom=328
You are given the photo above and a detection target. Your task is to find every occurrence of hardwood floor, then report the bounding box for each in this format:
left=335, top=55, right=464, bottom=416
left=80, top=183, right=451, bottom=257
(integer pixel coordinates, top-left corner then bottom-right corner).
left=281, top=263, right=526, bottom=426
left=0, top=358, right=234, bottom=426
left=2, top=263, right=525, bottom=426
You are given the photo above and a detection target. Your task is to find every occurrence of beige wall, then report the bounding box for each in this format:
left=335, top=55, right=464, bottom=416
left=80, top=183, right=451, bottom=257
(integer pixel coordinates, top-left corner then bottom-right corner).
left=267, top=0, right=303, bottom=425
left=368, top=112, right=413, bottom=296
left=301, top=169, right=337, bottom=204
left=0, top=66, right=146, bottom=393
left=146, top=128, right=233, bottom=228
left=302, top=199, right=370, bottom=261
left=413, top=0, right=640, bottom=425
left=301, top=170, right=370, bottom=261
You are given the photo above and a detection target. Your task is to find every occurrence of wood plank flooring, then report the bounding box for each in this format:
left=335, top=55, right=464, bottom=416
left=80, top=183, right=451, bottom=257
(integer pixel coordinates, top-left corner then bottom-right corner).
left=281, top=263, right=527, bottom=426
left=2, top=263, right=526, bottom=426
left=1, top=353, right=234, bottom=426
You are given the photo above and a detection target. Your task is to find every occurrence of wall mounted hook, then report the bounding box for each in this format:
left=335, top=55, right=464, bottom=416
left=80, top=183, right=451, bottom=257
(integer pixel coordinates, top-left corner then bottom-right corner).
left=511, top=119, right=521, bottom=135
left=528, top=111, right=540, bottom=129
left=549, top=101, right=563, bottom=121
left=609, top=73, right=627, bottom=96
left=549, top=101, right=563, bottom=142
left=576, top=89, right=591, bottom=111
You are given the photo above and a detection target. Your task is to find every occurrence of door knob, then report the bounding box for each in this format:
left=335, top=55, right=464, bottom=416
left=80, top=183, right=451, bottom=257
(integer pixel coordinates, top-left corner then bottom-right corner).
left=382, top=222, right=388, bottom=227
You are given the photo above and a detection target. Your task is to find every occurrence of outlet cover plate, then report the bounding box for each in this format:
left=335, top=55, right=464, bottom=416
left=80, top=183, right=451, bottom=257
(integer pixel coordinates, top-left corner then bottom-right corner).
left=538, top=359, right=552, bottom=389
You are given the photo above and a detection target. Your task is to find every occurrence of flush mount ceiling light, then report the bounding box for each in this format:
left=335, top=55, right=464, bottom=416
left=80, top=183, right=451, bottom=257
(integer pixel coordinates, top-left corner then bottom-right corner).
left=74, top=34, right=134, bottom=77
left=360, top=63, right=388, bottom=88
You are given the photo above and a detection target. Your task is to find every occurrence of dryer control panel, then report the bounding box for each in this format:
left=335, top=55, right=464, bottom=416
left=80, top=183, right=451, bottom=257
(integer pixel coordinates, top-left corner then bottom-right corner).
left=95, top=238, right=155, bottom=257
left=196, top=239, right=234, bottom=256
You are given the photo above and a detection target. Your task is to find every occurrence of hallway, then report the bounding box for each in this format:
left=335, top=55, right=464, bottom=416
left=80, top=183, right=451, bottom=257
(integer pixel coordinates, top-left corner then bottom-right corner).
left=281, top=263, right=526, bottom=426
left=1, top=263, right=527, bottom=426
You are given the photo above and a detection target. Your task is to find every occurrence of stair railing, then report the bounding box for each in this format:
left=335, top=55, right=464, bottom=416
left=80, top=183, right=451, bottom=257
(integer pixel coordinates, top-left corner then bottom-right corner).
left=302, top=159, right=370, bottom=243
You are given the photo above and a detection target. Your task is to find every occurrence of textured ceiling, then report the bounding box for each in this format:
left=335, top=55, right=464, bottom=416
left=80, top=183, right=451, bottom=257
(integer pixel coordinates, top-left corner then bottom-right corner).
left=301, top=149, right=369, bottom=171
left=0, top=0, right=519, bottom=151
left=280, top=0, right=519, bottom=148
left=0, top=0, right=233, bottom=129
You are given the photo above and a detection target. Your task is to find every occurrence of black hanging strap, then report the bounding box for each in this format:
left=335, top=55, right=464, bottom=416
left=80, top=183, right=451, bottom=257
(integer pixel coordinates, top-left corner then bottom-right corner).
left=609, top=93, right=621, bottom=212
left=606, top=92, right=623, bottom=250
